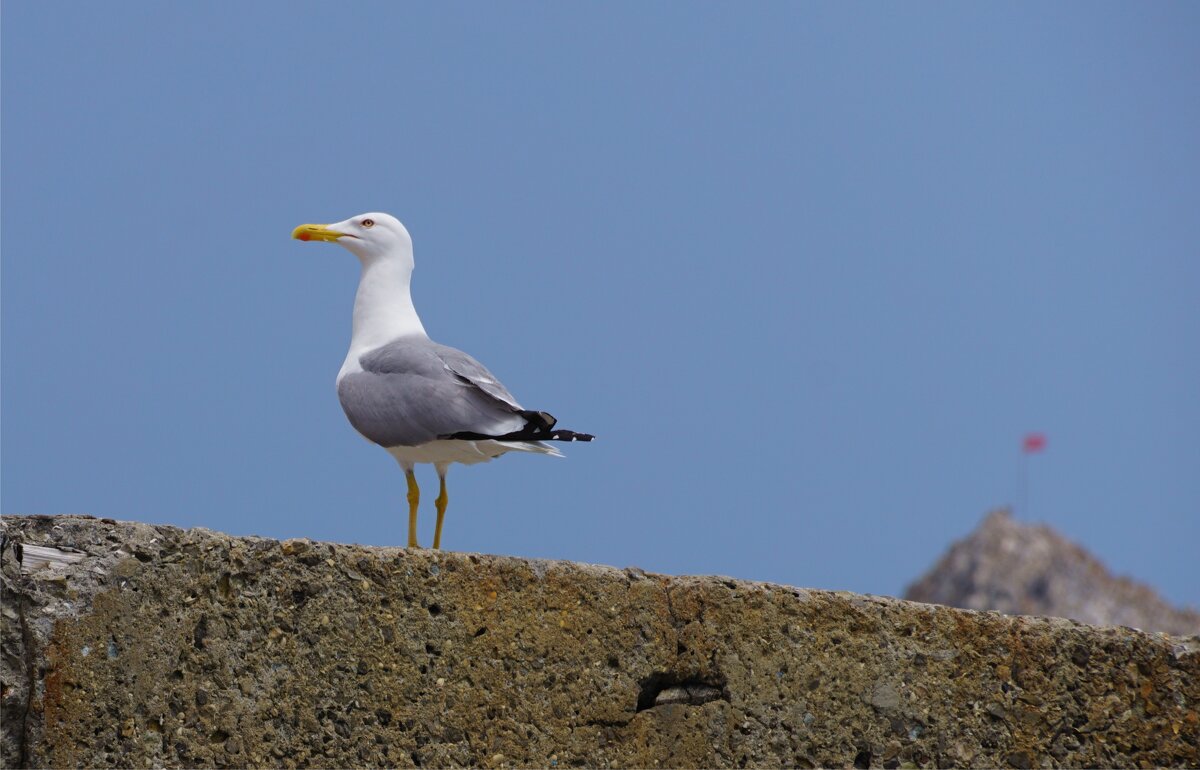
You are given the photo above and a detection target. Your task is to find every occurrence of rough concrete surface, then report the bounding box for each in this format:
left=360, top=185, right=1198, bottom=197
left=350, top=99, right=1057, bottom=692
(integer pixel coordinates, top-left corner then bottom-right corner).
left=906, top=509, right=1200, bottom=637
left=2, top=514, right=1197, bottom=769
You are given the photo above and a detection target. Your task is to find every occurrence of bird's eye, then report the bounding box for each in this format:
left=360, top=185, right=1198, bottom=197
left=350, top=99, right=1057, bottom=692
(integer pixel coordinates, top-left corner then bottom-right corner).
left=361, top=218, right=375, bottom=228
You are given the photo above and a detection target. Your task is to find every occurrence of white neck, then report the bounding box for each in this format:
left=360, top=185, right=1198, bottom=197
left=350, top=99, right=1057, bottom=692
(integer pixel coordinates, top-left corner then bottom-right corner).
left=339, top=256, right=427, bottom=379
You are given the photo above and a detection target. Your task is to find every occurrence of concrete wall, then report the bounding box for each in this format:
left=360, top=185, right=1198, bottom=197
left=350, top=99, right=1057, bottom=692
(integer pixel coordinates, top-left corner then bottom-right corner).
left=2, top=515, right=1197, bottom=768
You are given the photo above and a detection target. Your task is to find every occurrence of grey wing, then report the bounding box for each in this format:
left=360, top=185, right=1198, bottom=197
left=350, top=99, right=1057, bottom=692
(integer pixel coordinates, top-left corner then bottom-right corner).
left=337, top=338, right=525, bottom=448
left=430, top=342, right=524, bottom=410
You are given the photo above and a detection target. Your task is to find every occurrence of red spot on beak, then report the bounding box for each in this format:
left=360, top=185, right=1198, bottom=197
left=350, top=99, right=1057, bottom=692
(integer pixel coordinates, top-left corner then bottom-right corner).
left=298, top=233, right=311, bottom=241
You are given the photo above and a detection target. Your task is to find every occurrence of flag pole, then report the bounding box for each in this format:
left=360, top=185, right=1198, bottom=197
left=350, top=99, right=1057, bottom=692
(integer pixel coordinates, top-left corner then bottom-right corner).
left=1018, top=448, right=1028, bottom=518
left=1019, top=432, right=1046, bottom=518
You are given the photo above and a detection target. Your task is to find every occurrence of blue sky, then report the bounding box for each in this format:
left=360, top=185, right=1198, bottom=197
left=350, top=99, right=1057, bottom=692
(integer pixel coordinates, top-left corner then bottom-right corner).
left=3, top=3, right=1197, bottom=607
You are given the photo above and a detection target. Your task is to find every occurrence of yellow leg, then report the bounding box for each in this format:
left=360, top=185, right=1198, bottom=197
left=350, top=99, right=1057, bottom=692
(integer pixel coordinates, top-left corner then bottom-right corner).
left=405, top=469, right=420, bottom=548
left=433, top=474, right=448, bottom=550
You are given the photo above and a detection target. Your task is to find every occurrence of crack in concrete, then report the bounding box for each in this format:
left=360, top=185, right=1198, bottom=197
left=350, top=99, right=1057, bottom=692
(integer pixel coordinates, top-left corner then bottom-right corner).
left=2, top=529, right=51, bottom=770
left=16, top=595, right=36, bottom=769
left=639, top=580, right=731, bottom=713
left=1, top=530, right=38, bottom=770
left=662, top=580, right=679, bottom=633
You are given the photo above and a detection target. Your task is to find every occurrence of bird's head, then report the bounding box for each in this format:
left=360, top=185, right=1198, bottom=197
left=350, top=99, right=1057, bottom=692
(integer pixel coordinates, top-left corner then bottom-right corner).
left=292, top=212, right=413, bottom=265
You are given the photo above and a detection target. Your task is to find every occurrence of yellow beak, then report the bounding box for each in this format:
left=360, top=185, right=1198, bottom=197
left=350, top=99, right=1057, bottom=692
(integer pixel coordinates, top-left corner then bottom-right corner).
left=292, top=224, right=345, bottom=243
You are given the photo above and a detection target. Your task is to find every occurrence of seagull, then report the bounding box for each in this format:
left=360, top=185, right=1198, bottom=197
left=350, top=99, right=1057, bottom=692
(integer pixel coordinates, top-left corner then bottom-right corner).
left=292, top=213, right=593, bottom=550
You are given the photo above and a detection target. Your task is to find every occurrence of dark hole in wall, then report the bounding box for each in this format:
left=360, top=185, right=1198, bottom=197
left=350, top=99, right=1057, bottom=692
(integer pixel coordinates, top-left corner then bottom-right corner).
left=635, top=672, right=729, bottom=712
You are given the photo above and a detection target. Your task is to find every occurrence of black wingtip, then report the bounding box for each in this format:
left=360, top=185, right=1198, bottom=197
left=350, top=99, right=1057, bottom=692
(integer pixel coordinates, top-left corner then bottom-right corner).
left=548, top=430, right=595, bottom=442
left=441, top=408, right=593, bottom=443
left=445, top=425, right=594, bottom=443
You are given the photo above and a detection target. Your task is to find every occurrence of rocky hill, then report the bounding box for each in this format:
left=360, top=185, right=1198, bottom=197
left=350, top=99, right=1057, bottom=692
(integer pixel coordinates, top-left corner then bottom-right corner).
left=905, top=509, right=1200, bottom=637
left=2, top=515, right=1198, bottom=768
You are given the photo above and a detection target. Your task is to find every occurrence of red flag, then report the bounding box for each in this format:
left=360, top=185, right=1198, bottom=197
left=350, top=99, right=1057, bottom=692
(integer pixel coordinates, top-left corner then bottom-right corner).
left=1022, top=433, right=1047, bottom=453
